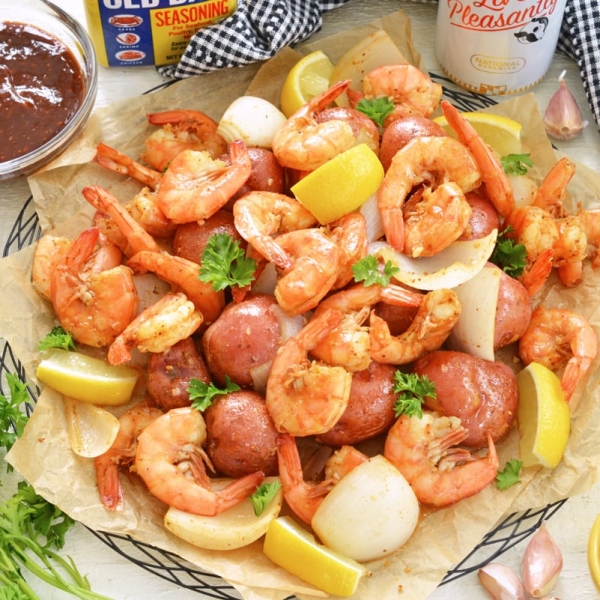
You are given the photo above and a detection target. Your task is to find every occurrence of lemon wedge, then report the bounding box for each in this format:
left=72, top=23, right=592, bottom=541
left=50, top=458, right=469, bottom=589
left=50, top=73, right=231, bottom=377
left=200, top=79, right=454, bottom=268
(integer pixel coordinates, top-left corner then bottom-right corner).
left=517, top=362, right=570, bottom=468
left=291, top=143, right=384, bottom=224
left=434, top=111, right=522, bottom=156
left=263, top=516, right=368, bottom=597
left=280, top=50, right=335, bottom=118
left=36, top=349, right=138, bottom=406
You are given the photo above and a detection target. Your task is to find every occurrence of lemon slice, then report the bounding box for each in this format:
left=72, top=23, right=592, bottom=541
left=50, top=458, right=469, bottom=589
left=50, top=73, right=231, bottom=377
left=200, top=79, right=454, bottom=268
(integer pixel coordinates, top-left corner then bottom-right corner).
left=280, top=50, right=335, bottom=118
left=517, top=362, right=570, bottom=468
left=263, top=516, right=368, bottom=597
left=434, top=111, right=522, bottom=156
left=37, top=349, right=138, bottom=406
left=291, top=143, right=384, bottom=224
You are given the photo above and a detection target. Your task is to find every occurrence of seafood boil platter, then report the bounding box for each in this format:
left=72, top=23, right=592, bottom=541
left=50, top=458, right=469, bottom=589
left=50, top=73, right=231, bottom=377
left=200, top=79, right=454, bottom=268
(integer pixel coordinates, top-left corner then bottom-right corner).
left=2, top=5, right=600, bottom=600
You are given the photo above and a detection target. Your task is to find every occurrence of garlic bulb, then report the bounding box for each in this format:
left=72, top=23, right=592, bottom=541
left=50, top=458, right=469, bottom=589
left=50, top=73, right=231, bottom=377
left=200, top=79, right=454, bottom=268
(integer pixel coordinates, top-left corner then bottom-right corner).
left=522, top=523, right=563, bottom=597
left=543, top=70, right=588, bottom=140
left=478, top=563, right=526, bottom=600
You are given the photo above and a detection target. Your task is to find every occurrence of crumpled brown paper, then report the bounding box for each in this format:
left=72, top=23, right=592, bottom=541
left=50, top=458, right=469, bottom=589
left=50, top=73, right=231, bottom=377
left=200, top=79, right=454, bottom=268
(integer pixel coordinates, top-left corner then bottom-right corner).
left=2, top=10, right=600, bottom=600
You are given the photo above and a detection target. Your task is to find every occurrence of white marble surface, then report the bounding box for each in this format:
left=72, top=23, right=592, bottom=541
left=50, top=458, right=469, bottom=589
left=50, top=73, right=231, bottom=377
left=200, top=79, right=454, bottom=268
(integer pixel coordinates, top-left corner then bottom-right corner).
left=1, top=0, right=600, bottom=598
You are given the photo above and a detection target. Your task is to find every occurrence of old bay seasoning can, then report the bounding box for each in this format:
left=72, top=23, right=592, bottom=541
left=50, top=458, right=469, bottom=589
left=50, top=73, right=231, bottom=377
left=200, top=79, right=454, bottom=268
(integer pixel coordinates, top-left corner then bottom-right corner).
left=435, top=0, right=567, bottom=95
left=84, top=0, right=236, bottom=67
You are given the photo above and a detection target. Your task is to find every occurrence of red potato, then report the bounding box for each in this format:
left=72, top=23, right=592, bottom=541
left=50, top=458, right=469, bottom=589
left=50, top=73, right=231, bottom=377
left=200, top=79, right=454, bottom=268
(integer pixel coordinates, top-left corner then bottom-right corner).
left=494, top=267, right=532, bottom=349
left=146, top=337, right=211, bottom=411
left=459, top=191, right=501, bottom=241
left=204, top=389, right=279, bottom=477
left=200, top=293, right=284, bottom=388
left=317, top=361, right=398, bottom=447
left=379, top=115, right=447, bottom=171
left=413, top=350, right=519, bottom=449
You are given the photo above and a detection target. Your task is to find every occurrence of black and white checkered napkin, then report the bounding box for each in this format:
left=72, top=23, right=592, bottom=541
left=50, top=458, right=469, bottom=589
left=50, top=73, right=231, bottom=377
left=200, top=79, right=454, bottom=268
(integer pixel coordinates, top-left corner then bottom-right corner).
left=158, top=0, right=600, bottom=132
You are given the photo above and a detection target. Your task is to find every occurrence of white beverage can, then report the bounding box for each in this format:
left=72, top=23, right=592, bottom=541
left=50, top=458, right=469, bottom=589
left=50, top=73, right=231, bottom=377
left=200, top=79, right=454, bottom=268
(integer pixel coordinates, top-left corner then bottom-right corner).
left=435, top=0, right=567, bottom=95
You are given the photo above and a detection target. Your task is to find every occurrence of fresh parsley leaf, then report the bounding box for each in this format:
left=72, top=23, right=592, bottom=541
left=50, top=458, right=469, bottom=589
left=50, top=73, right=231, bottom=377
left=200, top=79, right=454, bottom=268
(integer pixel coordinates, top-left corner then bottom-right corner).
left=198, top=233, right=256, bottom=292
left=37, top=326, right=77, bottom=351
left=496, top=458, right=523, bottom=490
left=249, top=481, right=282, bottom=516
left=501, top=153, right=533, bottom=176
left=352, top=255, right=400, bottom=287
left=490, top=227, right=527, bottom=278
left=392, top=371, right=436, bottom=418
left=0, top=373, right=30, bottom=459
left=355, top=97, right=395, bottom=128
left=188, top=375, right=240, bottom=411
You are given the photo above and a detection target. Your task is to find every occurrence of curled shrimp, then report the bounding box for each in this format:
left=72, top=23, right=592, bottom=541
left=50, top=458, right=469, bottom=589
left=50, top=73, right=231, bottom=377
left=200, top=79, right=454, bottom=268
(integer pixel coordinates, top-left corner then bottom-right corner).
left=82, top=185, right=161, bottom=256
left=271, top=79, right=357, bottom=172
left=157, top=140, right=252, bottom=224
left=265, top=308, right=352, bottom=436
left=384, top=411, right=498, bottom=507
left=369, top=288, right=461, bottom=365
left=94, top=142, right=162, bottom=190
left=142, top=109, right=228, bottom=171
left=273, top=228, right=341, bottom=315
left=276, top=432, right=368, bottom=524
left=441, top=100, right=515, bottom=219
left=518, top=304, right=598, bottom=402
left=126, top=250, right=225, bottom=325
left=135, top=406, right=264, bottom=515
left=378, top=135, right=480, bottom=252
left=232, top=191, right=317, bottom=269
left=51, top=227, right=138, bottom=348
left=32, top=234, right=72, bottom=301
left=107, top=292, right=203, bottom=365
left=310, top=283, right=423, bottom=372
left=95, top=400, right=163, bottom=511
left=350, top=64, right=442, bottom=127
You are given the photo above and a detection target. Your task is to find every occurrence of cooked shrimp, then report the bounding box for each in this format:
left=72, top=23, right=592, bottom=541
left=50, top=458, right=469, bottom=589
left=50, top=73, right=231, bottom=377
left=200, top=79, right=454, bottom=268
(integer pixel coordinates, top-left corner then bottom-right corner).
left=273, top=228, right=341, bottom=315
left=126, top=250, right=225, bottom=325
left=271, top=79, right=357, bottom=172
left=369, top=288, right=461, bottom=364
left=232, top=191, right=317, bottom=269
left=82, top=185, right=161, bottom=255
left=135, top=406, right=264, bottom=515
left=310, top=283, right=423, bottom=372
left=51, top=227, right=138, bottom=348
left=107, top=292, right=203, bottom=365
left=157, top=140, right=252, bottom=224
left=329, top=212, right=369, bottom=288
left=518, top=304, right=598, bottom=402
left=142, top=109, right=228, bottom=171
left=265, top=308, right=352, bottom=436
left=32, top=234, right=72, bottom=301
left=276, top=432, right=368, bottom=524
left=94, top=142, right=162, bottom=190
left=532, top=157, right=576, bottom=218
left=378, top=135, right=480, bottom=251
left=95, top=400, right=163, bottom=511
left=351, top=64, right=442, bottom=127
left=384, top=411, right=498, bottom=507
left=441, top=100, right=515, bottom=218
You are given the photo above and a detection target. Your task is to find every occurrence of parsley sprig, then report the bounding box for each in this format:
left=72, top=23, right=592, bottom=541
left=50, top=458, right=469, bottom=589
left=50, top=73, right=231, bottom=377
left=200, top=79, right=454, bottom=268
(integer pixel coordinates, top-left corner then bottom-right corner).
left=198, top=233, right=256, bottom=291
left=355, top=97, right=395, bottom=128
left=392, top=372, right=436, bottom=418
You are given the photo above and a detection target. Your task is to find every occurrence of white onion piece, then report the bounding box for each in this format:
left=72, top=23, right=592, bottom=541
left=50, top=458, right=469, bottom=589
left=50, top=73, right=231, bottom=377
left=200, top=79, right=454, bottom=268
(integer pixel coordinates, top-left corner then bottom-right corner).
left=369, top=229, right=498, bottom=291
left=311, top=455, right=419, bottom=562
left=251, top=261, right=278, bottom=295
left=217, top=96, right=287, bottom=148
left=446, top=264, right=501, bottom=361
left=64, top=397, right=120, bottom=458
left=359, top=192, right=384, bottom=242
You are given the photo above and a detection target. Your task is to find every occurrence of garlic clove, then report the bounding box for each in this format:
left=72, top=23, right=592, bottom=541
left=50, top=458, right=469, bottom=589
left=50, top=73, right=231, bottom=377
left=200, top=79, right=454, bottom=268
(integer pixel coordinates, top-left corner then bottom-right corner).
left=522, top=523, right=563, bottom=597
left=478, top=563, right=527, bottom=600
left=543, top=70, right=588, bottom=141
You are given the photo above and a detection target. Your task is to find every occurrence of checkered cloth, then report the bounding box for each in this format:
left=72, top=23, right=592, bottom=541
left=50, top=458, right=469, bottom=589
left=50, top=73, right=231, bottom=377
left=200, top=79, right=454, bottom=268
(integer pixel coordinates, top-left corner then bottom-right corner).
left=158, top=0, right=600, bottom=131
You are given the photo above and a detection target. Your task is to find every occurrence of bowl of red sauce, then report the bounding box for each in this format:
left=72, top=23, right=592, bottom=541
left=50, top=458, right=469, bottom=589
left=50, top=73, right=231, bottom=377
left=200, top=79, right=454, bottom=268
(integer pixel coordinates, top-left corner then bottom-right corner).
left=0, top=0, right=98, bottom=180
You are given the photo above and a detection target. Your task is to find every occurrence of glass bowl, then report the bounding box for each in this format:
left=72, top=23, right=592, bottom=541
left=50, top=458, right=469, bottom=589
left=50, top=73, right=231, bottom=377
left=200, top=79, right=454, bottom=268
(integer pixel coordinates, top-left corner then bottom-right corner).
left=0, top=0, right=98, bottom=180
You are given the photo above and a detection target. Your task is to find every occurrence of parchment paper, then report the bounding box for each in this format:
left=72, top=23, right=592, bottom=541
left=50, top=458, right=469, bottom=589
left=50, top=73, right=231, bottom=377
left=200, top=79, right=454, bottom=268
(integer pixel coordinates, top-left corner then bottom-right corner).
left=3, top=10, right=600, bottom=600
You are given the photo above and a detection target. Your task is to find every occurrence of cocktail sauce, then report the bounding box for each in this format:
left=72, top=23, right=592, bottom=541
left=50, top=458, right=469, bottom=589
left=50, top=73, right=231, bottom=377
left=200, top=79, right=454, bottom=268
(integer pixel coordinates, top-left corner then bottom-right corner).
left=0, top=21, right=85, bottom=163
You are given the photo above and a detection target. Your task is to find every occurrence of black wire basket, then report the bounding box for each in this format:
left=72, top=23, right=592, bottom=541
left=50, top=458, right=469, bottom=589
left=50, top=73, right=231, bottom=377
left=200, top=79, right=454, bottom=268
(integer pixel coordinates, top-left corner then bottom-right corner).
left=0, top=77, right=567, bottom=596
